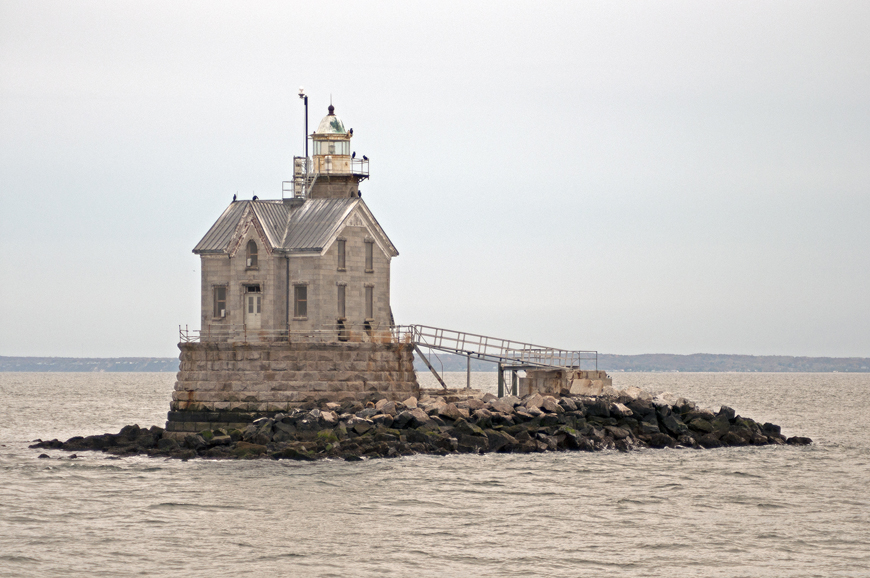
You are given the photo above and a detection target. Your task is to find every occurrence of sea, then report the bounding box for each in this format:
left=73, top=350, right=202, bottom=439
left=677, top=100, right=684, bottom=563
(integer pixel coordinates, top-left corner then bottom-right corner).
left=0, top=371, right=868, bottom=577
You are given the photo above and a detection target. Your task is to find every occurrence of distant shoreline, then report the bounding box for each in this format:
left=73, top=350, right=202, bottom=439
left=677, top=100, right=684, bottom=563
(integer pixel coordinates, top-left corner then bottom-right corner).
left=3, top=353, right=869, bottom=373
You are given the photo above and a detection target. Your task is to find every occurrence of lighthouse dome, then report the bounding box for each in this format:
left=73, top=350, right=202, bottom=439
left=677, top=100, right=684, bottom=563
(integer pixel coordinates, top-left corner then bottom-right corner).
left=315, top=104, right=346, bottom=135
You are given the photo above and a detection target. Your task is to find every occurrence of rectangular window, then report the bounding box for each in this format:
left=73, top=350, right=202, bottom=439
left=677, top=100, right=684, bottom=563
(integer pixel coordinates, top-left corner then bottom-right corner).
left=365, top=286, right=373, bottom=319
left=337, top=285, right=346, bottom=318
left=365, top=241, right=373, bottom=272
left=337, top=240, right=346, bottom=270
left=294, top=285, right=307, bottom=318
left=213, top=286, right=226, bottom=318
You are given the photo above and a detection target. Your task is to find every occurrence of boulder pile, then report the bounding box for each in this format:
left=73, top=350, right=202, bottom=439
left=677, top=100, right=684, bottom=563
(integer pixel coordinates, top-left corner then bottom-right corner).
left=31, top=389, right=812, bottom=461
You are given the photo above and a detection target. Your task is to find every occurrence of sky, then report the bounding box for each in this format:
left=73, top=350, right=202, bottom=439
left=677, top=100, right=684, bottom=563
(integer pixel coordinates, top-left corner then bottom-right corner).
left=1, top=1, right=868, bottom=358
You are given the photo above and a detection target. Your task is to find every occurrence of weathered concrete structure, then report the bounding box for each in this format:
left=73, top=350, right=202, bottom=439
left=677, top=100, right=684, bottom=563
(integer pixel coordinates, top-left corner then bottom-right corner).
left=519, top=369, right=613, bottom=397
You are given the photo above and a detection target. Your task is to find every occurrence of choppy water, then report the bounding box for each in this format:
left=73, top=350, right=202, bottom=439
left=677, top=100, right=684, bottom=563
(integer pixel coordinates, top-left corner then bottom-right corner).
left=0, top=371, right=868, bottom=577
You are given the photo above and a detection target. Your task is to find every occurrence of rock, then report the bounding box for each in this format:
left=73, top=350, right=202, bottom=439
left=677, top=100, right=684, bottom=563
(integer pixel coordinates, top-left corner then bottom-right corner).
left=559, top=397, right=577, bottom=411
left=647, top=433, right=677, bottom=448
left=471, top=408, right=494, bottom=428
left=786, top=436, right=812, bottom=445
left=661, top=414, right=689, bottom=437
left=464, top=398, right=485, bottom=410
left=210, top=435, right=232, bottom=446
left=622, top=386, right=653, bottom=401
left=697, top=434, right=723, bottom=448
left=409, top=408, right=432, bottom=427
left=605, top=426, right=631, bottom=440
left=393, top=411, right=414, bottom=429
left=353, top=420, right=373, bottom=435
left=325, top=402, right=342, bottom=411
left=484, top=429, right=518, bottom=452
left=720, top=431, right=749, bottom=446
left=232, top=441, right=267, bottom=457
left=586, top=399, right=610, bottom=418
left=540, top=396, right=563, bottom=413
left=718, top=406, right=736, bottom=420
left=488, top=398, right=515, bottom=415
left=38, top=453, right=50, bottom=459
left=358, top=408, right=378, bottom=419
left=481, top=393, right=497, bottom=402
left=523, top=393, right=545, bottom=410
left=609, top=403, right=633, bottom=418
left=402, top=396, right=418, bottom=409
left=157, top=437, right=179, bottom=451
left=437, top=403, right=465, bottom=421
left=183, top=434, right=207, bottom=451
left=762, top=422, right=781, bottom=436
left=320, top=410, right=339, bottom=425
left=375, top=398, right=390, bottom=411
left=372, top=414, right=394, bottom=428
left=688, top=418, right=713, bottom=433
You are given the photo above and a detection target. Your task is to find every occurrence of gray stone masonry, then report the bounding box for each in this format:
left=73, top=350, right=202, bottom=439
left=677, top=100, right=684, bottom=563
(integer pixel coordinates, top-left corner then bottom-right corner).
left=166, top=341, right=419, bottom=436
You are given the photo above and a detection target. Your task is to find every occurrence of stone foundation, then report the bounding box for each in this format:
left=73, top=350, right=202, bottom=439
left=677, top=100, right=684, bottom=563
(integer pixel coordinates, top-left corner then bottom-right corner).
left=519, top=369, right=612, bottom=397
left=166, top=341, right=419, bottom=436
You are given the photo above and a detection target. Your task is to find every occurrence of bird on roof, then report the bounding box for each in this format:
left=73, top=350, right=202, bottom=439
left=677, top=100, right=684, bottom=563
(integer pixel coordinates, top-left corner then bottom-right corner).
left=358, top=190, right=362, bottom=198
left=349, top=128, right=353, bottom=136
left=362, top=155, right=368, bottom=161
left=252, top=195, right=258, bottom=200
left=233, top=193, right=237, bottom=202
left=352, top=151, right=356, bottom=159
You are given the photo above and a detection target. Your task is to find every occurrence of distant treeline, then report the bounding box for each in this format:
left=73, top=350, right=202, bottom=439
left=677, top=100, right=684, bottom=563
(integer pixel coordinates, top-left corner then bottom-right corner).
left=412, top=352, right=870, bottom=373
left=0, top=356, right=179, bottom=372
left=3, top=353, right=868, bottom=373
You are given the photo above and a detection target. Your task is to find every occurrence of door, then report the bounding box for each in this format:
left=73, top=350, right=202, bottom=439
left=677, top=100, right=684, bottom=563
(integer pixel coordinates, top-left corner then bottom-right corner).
left=246, top=293, right=262, bottom=329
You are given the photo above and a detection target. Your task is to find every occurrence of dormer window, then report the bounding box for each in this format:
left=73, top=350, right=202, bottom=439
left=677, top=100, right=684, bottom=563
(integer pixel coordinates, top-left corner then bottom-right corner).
left=246, top=240, right=258, bottom=269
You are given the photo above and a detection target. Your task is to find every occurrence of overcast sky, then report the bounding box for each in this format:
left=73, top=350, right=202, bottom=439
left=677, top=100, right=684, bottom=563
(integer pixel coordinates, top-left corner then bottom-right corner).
left=1, top=1, right=868, bottom=358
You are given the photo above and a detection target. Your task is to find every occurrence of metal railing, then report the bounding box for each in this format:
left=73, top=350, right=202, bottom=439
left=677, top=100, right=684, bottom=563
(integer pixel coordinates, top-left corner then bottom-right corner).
left=402, top=325, right=597, bottom=370
left=178, top=322, right=596, bottom=369
left=285, top=156, right=370, bottom=199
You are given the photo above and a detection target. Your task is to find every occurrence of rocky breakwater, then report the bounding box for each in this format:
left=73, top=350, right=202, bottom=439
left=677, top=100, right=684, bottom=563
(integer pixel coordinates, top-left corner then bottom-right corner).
left=30, top=388, right=812, bottom=461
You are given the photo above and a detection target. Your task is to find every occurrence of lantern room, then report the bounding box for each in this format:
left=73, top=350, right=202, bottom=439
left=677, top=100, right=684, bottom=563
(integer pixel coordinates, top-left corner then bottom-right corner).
left=312, top=104, right=351, bottom=174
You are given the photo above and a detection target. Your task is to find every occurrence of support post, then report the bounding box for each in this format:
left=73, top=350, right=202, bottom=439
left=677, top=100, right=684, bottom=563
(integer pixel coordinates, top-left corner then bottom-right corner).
left=497, top=363, right=504, bottom=397
left=467, top=354, right=471, bottom=389
left=511, top=370, right=518, bottom=396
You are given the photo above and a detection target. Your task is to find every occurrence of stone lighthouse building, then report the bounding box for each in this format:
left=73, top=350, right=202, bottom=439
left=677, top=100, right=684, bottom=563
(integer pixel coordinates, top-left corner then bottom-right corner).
left=193, top=104, right=397, bottom=340
left=166, top=104, right=419, bottom=436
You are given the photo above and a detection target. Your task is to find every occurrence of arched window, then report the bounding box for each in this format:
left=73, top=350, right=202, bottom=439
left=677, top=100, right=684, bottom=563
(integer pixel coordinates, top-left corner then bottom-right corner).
left=246, top=240, right=258, bottom=268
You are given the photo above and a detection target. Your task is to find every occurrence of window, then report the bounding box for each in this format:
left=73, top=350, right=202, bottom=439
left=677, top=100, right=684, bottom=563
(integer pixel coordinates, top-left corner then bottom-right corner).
left=213, top=286, right=227, bottom=318
left=246, top=240, right=258, bottom=268
left=337, top=239, right=346, bottom=270
left=365, top=286, right=373, bottom=319
left=365, top=241, right=373, bottom=272
left=294, top=285, right=307, bottom=318
left=337, top=285, right=346, bottom=318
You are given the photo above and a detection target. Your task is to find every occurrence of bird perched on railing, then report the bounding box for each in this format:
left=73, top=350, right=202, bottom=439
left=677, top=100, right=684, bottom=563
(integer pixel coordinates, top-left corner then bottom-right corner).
left=362, top=155, right=368, bottom=161
left=352, top=151, right=356, bottom=159
left=349, top=128, right=353, bottom=136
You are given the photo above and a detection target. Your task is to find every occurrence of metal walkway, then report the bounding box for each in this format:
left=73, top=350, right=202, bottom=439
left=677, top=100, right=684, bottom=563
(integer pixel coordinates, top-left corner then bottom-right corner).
left=398, top=325, right=598, bottom=391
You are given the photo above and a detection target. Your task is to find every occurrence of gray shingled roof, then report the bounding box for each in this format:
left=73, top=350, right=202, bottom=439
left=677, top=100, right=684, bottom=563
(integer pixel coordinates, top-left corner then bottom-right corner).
left=193, top=198, right=395, bottom=255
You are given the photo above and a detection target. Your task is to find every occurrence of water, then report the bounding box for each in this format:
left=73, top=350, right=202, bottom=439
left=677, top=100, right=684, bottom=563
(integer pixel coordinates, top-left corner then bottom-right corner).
left=1, top=372, right=868, bottom=577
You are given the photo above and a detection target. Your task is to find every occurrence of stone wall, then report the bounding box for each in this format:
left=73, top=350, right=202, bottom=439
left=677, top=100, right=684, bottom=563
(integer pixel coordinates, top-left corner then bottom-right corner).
left=166, top=341, right=418, bottom=437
